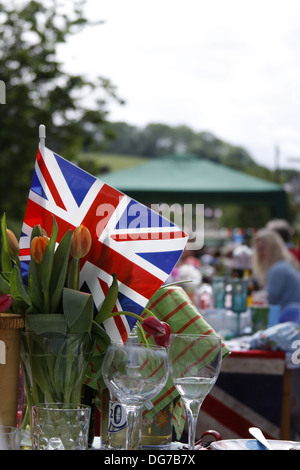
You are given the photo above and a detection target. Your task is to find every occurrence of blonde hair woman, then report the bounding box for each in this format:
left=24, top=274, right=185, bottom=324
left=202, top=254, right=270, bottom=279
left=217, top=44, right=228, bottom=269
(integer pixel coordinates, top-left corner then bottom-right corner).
left=252, top=228, right=300, bottom=308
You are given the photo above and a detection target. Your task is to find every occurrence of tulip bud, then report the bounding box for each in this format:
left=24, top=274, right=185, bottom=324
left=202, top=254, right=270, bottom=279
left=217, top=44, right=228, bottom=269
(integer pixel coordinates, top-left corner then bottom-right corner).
left=36, top=225, right=48, bottom=237
left=70, top=225, right=92, bottom=259
left=30, top=235, right=49, bottom=264
left=153, top=322, right=171, bottom=348
left=142, top=316, right=171, bottom=348
left=6, top=229, right=20, bottom=258
left=0, top=294, right=13, bottom=312
left=142, top=316, right=166, bottom=336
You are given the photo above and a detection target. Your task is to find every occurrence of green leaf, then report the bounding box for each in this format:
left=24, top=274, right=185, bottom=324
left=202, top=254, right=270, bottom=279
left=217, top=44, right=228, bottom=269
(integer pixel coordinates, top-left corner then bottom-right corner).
left=10, top=266, right=31, bottom=306
left=49, top=229, right=72, bottom=312
left=26, top=313, right=68, bottom=335
left=91, top=321, right=111, bottom=353
left=85, top=353, right=106, bottom=390
left=30, top=355, right=55, bottom=400
left=62, top=288, right=94, bottom=334
left=31, top=225, right=47, bottom=239
left=27, top=264, right=43, bottom=313
left=41, top=217, right=58, bottom=312
left=85, top=347, right=109, bottom=388
left=84, top=322, right=111, bottom=389
left=94, top=273, right=118, bottom=324
left=67, top=257, right=80, bottom=290
left=1, top=271, right=11, bottom=283
left=1, top=213, right=12, bottom=273
left=0, top=273, right=11, bottom=295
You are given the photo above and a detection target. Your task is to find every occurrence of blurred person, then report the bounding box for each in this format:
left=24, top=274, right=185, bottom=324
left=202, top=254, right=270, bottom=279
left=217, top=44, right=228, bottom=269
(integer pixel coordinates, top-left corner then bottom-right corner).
left=252, top=228, right=300, bottom=309
left=232, top=244, right=253, bottom=279
left=265, top=218, right=294, bottom=245
left=266, top=218, right=300, bottom=264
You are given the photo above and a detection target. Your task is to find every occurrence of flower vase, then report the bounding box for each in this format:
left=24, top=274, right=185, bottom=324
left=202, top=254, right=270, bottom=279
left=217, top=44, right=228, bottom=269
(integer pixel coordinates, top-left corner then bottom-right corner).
left=0, top=313, right=25, bottom=426
left=20, top=331, right=94, bottom=428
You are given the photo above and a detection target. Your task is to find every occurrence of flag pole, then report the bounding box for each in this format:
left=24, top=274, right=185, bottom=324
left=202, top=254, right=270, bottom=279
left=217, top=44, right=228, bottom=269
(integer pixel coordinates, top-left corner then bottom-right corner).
left=39, top=124, right=46, bottom=154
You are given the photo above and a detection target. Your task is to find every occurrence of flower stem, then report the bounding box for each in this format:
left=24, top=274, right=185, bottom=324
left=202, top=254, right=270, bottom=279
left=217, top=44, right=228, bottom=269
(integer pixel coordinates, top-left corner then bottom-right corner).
left=108, top=311, right=149, bottom=344
left=67, top=257, right=80, bottom=290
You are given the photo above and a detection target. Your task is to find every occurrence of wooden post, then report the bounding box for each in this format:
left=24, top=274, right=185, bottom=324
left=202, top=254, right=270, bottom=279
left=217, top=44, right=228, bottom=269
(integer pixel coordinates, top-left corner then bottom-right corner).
left=280, top=368, right=291, bottom=439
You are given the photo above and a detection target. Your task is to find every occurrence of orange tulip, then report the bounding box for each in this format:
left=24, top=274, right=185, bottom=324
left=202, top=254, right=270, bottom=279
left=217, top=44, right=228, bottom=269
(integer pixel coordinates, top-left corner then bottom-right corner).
left=30, top=236, right=49, bottom=264
left=6, top=228, right=20, bottom=258
left=70, top=225, right=92, bottom=259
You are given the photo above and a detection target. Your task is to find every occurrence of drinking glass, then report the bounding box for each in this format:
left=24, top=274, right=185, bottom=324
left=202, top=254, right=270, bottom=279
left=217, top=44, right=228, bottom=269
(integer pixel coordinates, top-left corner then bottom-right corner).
left=231, top=279, right=248, bottom=336
left=102, top=341, right=169, bottom=450
left=31, top=403, right=91, bottom=450
left=212, top=276, right=226, bottom=308
left=0, top=426, right=20, bottom=450
left=169, top=334, right=222, bottom=450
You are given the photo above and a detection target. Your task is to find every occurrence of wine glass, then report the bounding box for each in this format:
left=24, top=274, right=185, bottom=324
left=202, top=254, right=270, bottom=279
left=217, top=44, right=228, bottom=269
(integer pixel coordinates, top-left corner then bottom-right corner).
left=102, top=340, right=169, bottom=450
left=231, top=279, right=248, bottom=336
left=169, top=334, right=222, bottom=450
left=212, top=276, right=226, bottom=308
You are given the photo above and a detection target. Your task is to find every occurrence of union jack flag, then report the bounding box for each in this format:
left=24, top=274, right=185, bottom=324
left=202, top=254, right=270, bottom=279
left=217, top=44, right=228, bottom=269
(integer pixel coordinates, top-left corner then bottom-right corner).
left=199, top=350, right=287, bottom=440
left=19, top=145, right=188, bottom=342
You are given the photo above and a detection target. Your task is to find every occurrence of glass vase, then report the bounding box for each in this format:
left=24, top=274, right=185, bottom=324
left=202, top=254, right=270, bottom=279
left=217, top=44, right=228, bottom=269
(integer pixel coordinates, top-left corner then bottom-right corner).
left=20, top=332, right=94, bottom=429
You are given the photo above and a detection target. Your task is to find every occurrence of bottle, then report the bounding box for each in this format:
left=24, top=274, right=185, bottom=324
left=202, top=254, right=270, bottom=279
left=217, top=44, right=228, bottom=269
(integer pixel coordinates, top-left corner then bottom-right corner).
left=198, top=283, right=213, bottom=309
left=102, top=391, right=141, bottom=449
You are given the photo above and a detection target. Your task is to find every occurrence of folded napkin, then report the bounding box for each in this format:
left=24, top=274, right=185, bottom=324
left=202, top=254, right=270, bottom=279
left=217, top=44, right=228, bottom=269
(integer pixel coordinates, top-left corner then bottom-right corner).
left=142, top=285, right=231, bottom=438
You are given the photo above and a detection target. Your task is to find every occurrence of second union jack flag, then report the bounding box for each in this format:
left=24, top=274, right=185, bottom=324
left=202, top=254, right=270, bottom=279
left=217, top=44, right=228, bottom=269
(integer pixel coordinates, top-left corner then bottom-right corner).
left=19, top=145, right=188, bottom=342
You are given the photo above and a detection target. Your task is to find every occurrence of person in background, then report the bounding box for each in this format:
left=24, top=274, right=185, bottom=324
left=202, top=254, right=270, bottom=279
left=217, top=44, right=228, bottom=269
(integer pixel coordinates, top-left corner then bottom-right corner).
left=232, top=244, right=253, bottom=278
left=266, top=218, right=300, bottom=265
left=252, top=228, right=300, bottom=309
left=266, top=218, right=294, bottom=245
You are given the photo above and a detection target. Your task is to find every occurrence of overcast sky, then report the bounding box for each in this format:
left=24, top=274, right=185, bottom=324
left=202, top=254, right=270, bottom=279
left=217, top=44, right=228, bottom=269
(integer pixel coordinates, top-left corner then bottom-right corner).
left=58, top=0, right=300, bottom=171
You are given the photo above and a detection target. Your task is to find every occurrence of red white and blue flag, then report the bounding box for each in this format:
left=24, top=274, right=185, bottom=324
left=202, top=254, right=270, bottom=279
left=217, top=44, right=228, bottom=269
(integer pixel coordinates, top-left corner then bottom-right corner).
left=19, top=145, right=188, bottom=342
left=199, top=350, right=286, bottom=440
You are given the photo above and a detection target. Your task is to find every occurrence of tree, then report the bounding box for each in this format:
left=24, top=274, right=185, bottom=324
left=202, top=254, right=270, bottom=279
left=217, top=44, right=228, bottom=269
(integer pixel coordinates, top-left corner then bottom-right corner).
left=102, top=122, right=142, bottom=155
left=0, top=0, right=123, bottom=223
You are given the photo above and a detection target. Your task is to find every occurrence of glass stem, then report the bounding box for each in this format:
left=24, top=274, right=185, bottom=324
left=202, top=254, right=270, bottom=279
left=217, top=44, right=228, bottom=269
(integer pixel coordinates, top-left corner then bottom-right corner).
left=236, top=311, right=241, bottom=336
left=185, top=400, right=202, bottom=451
left=125, top=405, right=141, bottom=450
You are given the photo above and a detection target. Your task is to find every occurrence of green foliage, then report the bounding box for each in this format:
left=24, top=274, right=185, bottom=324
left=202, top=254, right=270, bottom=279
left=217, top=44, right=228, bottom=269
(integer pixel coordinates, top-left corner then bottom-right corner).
left=100, top=122, right=277, bottom=181
left=94, top=273, right=118, bottom=324
left=1, top=213, right=12, bottom=272
left=78, top=152, right=149, bottom=176
left=0, top=0, right=123, bottom=220
left=218, top=203, right=273, bottom=230
left=1, top=211, right=117, bottom=397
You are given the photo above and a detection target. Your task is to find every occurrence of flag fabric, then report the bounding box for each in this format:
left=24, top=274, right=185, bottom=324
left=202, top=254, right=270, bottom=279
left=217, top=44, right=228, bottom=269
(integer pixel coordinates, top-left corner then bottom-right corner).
left=19, top=145, right=188, bottom=342
left=199, top=350, right=287, bottom=440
